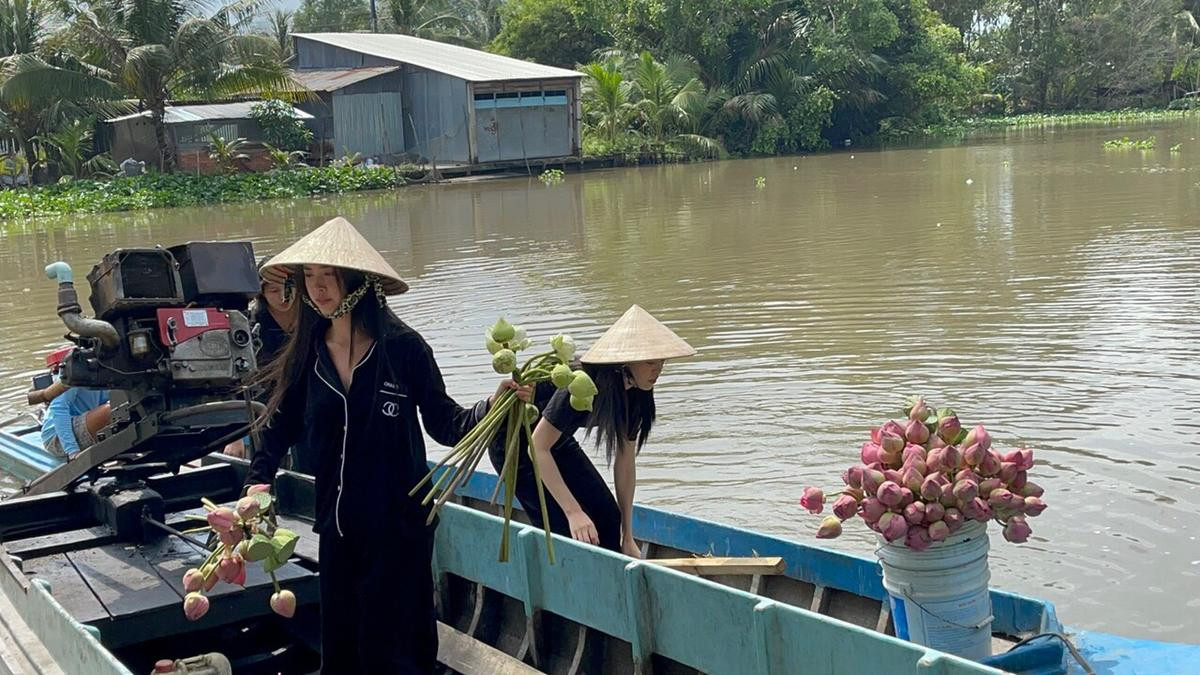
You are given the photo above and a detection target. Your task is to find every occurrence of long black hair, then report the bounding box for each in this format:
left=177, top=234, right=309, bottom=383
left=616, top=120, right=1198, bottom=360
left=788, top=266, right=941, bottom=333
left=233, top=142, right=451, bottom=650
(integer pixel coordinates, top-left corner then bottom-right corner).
left=581, top=363, right=656, bottom=465
left=257, top=267, right=392, bottom=425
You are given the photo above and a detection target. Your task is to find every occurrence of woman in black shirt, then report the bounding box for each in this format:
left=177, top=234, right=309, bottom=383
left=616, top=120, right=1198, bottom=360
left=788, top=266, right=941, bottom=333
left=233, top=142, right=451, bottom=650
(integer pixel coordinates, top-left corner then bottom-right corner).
left=489, top=305, right=694, bottom=557
left=248, top=216, right=528, bottom=673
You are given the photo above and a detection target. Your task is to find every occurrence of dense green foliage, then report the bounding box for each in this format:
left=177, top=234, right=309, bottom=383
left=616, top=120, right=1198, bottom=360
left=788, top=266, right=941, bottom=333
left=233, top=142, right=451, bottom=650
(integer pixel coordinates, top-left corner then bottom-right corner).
left=0, top=166, right=405, bottom=221
left=250, top=99, right=315, bottom=152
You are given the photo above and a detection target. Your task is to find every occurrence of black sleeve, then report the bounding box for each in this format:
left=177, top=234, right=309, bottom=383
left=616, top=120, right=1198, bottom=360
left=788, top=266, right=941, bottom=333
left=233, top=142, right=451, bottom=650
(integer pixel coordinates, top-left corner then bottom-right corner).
left=246, top=371, right=306, bottom=486
left=409, top=338, right=487, bottom=448
left=541, top=387, right=588, bottom=439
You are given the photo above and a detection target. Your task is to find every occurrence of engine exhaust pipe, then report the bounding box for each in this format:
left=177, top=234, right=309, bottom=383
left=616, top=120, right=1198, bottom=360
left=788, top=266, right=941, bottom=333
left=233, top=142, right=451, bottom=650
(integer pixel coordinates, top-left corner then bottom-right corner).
left=44, top=262, right=120, bottom=350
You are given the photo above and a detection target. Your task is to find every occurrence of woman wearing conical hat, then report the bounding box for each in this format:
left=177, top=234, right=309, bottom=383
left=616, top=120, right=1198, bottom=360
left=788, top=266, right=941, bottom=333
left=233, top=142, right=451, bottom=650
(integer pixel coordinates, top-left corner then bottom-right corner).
left=247, top=217, right=530, bottom=673
left=487, top=305, right=695, bottom=556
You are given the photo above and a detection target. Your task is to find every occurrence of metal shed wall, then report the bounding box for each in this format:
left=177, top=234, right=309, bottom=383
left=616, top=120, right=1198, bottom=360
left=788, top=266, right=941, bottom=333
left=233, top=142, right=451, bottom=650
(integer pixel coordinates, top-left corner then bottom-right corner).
left=294, top=38, right=395, bottom=69
left=333, top=90, right=405, bottom=159
left=402, top=67, right=471, bottom=164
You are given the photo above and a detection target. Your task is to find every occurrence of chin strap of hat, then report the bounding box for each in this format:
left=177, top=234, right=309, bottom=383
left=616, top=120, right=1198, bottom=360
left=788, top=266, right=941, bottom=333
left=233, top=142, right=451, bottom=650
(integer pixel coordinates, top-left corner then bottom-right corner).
left=302, top=274, right=375, bottom=319
left=372, top=276, right=388, bottom=308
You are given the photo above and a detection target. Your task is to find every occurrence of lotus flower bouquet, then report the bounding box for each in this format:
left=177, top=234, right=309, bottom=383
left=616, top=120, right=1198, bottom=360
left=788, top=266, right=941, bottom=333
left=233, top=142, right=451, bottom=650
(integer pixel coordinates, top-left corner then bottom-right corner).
left=179, top=486, right=300, bottom=621
left=801, top=397, right=1046, bottom=550
left=411, top=318, right=597, bottom=562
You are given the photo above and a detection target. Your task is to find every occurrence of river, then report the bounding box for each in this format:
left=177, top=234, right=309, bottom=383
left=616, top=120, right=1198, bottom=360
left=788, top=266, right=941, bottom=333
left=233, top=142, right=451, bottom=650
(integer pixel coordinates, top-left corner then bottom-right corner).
left=1, top=121, right=1197, bottom=642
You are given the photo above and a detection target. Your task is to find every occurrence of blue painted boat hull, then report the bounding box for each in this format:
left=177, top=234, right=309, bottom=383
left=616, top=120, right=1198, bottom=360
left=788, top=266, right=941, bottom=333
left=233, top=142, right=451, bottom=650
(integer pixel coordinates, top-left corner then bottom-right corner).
left=1, top=430, right=1195, bottom=673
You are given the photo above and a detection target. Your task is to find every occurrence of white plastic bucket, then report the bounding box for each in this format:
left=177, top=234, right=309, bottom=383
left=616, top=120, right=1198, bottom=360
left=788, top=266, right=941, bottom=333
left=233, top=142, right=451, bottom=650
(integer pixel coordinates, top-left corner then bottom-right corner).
left=876, top=520, right=994, bottom=661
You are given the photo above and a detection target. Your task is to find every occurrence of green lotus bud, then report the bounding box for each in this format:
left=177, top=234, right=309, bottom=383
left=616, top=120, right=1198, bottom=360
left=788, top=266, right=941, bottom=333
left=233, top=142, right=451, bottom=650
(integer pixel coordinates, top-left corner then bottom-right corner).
left=492, top=348, right=517, bottom=374
left=550, top=334, right=576, bottom=362
left=568, top=370, right=598, bottom=397
left=551, top=363, right=574, bottom=388
left=485, top=333, right=503, bottom=355
left=524, top=403, right=539, bottom=425
left=569, top=394, right=593, bottom=412
left=490, top=317, right=516, bottom=343
left=512, top=325, right=527, bottom=344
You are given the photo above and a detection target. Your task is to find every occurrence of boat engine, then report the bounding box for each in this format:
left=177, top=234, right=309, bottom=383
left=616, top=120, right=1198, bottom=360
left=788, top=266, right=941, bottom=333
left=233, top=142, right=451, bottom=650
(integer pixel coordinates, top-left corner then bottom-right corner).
left=23, top=242, right=265, bottom=499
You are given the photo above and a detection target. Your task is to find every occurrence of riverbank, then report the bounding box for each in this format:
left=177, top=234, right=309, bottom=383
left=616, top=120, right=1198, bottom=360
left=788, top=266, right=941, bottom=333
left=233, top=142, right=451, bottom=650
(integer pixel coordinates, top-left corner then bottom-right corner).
left=0, top=166, right=406, bottom=223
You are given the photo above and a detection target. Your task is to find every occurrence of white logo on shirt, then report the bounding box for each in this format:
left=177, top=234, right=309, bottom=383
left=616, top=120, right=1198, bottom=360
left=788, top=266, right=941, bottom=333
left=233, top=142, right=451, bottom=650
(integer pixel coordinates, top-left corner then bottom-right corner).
left=381, top=401, right=400, bottom=417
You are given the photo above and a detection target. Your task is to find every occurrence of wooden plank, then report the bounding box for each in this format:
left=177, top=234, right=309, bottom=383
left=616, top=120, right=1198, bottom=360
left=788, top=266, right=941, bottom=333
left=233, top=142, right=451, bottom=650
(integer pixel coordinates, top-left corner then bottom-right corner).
left=65, top=543, right=182, bottom=619
left=648, top=557, right=786, bottom=577
left=4, top=526, right=118, bottom=561
left=19, top=554, right=110, bottom=625
left=436, top=621, right=540, bottom=675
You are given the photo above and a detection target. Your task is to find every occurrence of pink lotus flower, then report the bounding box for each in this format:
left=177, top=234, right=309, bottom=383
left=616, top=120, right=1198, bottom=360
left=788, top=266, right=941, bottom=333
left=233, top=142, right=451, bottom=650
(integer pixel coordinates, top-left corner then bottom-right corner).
left=247, top=484, right=271, bottom=496
left=236, top=496, right=260, bottom=521
left=928, top=520, right=951, bottom=541
left=1018, top=481, right=1044, bottom=498
left=903, top=501, right=926, bottom=525
left=206, top=507, right=237, bottom=532
left=1003, top=516, right=1032, bottom=543
left=904, top=459, right=928, bottom=475
left=979, top=450, right=1002, bottom=477
left=862, top=469, right=886, bottom=494
left=216, top=554, right=246, bottom=585
left=998, top=462, right=1018, bottom=484
left=940, top=445, right=961, bottom=470
left=881, top=420, right=906, bottom=440
left=1023, top=497, right=1047, bottom=516
left=924, top=502, right=945, bottom=523
left=877, top=481, right=903, bottom=507
left=978, top=478, right=1002, bottom=498
left=182, top=568, right=203, bottom=593
left=898, top=487, right=915, bottom=507
left=929, top=434, right=947, bottom=449
left=920, top=475, right=943, bottom=501
left=879, top=430, right=905, bottom=456
left=878, top=512, right=909, bottom=542
left=905, top=420, right=930, bottom=445
left=860, top=443, right=882, bottom=466
left=902, top=443, right=927, bottom=464
left=937, top=414, right=962, bottom=443
left=962, top=497, right=992, bottom=522
left=218, top=527, right=243, bottom=549
left=926, top=447, right=947, bottom=472
left=905, top=525, right=933, bottom=551
left=800, top=487, right=825, bottom=514
left=963, top=443, right=986, bottom=467
left=962, top=425, right=991, bottom=452
left=901, top=466, right=924, bottom=493
left=882, top=469, right=903, bottom=486
left=954, top=468, right=980, bottom=484
left=203, top=568, right=218, bottom=592
left=816, top=515, right=843, bottom=539
left=183, top=592, right=209, bottom=621
left=1003, top=447, right=1034, bottom=471
left=908, top=397, right=931, bottom=422
left=270, top=590, right=297, bottom=618
left=943, top=507, right=964, bottom=533
left=860, top=498, right=887, bottom=523
left=952, top=479, right=979, bottom=503
left=844, top=465, right=865, bottom=489
left=987, top=488, right=1014, bottom=509
left=1010, top=469, right=1028, bottom=491
left=832, top=495, right=859, bottom=520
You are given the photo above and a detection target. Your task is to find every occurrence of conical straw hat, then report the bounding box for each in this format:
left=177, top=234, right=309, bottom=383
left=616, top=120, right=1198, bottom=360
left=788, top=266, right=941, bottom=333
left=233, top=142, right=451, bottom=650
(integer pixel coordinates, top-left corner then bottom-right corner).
left=580, top=305, right=696, bottom=364
left=263, top=217, right=408, bottom=295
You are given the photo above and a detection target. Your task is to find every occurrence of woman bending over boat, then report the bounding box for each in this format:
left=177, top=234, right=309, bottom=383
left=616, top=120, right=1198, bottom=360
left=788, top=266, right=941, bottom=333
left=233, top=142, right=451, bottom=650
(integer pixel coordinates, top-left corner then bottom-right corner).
left=488, top=305, right=694, bottom=557
left=246, top=216, right=529, bottom=673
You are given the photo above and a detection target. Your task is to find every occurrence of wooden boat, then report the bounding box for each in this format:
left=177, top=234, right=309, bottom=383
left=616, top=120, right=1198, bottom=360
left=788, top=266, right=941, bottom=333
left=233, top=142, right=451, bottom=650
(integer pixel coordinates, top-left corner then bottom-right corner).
left=1, top=428, right=1196, bottom=674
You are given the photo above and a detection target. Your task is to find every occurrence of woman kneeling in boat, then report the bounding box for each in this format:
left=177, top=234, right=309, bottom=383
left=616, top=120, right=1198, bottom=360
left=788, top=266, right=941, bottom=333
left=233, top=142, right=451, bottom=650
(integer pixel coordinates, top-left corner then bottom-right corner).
left=246, top=217, right=528, bottom=673
left=488, top=305, right=694, bottom=557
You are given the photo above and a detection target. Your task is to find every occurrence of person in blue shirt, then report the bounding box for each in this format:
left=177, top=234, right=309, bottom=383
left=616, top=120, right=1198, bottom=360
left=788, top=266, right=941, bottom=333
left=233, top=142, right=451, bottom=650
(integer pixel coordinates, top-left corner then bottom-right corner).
left=41, top=383, right=111, bottom=459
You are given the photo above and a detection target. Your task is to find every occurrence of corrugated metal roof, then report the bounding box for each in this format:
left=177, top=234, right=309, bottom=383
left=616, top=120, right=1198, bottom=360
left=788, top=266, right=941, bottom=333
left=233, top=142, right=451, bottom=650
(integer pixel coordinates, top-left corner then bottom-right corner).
left=106, top=101, right=313, bottom=124
left=294, top=33, right=582, bottom=83
left=291, top=66, right=400, bottom=92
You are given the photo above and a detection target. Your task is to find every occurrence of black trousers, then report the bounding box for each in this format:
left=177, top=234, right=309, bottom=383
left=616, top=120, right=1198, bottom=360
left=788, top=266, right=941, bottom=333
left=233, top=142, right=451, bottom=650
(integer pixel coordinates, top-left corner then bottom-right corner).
left=318, top=526, right=437, bottom=673
left=489, top=440, right=622, bottom=552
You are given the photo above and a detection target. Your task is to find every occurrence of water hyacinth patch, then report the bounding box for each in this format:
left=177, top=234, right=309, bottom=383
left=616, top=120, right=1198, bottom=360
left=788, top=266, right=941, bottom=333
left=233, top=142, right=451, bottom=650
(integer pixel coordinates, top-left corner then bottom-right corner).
left=801, top=396, right=1048, bottom=550
left=180, top=486, right=299, bottom=621
left=412, top=318, right=597, bottom=562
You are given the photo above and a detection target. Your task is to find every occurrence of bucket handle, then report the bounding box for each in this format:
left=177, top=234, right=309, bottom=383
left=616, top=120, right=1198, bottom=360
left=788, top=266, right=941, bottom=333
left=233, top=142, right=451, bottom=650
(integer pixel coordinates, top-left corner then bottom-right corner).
left=891, top=582, right=994, bottom=631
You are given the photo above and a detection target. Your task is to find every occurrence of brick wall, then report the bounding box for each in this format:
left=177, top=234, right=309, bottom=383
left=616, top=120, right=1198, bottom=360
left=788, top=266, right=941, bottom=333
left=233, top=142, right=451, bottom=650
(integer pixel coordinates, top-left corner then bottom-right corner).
left=178, top=146, right=276, bottom=175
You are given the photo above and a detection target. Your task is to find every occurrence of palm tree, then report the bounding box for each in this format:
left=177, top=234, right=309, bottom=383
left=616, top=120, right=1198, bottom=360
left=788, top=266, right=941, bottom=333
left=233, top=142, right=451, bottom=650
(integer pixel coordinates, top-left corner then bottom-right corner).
left=42, top=0, right=299, bottom=171
left=266, top=10, right=294, bottom=63
left=580, top=60, right=633, bottom=144
left=628, top=51, right=722, bottom=155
